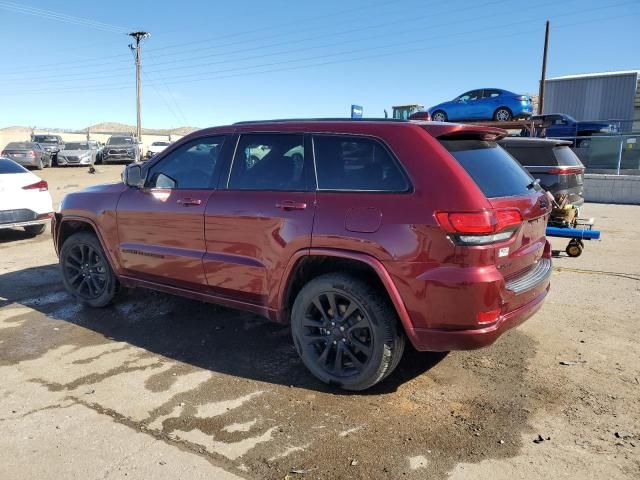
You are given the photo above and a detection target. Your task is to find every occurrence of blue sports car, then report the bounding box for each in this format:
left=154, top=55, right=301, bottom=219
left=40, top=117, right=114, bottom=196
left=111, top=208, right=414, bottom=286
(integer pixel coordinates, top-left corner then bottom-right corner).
left=428, top=88, right=533, bottom=122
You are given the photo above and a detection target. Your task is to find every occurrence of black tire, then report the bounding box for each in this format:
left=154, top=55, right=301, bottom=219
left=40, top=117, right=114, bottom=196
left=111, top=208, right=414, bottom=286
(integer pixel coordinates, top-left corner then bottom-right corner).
left=60, top=231, right=119, bottom=307
left=291, top=273, right=405, bottom=391
left=566, top=241, right=583, bottom=258
left=494, top=108, right=513, bottom=121
left=24, top=224, right=46, bottom=236
left=432, top=110, right=448, bottom=122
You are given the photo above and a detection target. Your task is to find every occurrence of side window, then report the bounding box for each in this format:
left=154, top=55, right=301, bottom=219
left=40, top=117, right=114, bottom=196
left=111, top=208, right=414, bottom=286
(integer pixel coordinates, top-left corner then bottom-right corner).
left=147, top=136, right=225, bottom=189
left=313, top=135, right=409, bottom=192
left=228, top=133, right=307, bottom=191
left=483, top=89, right=501, bottom=98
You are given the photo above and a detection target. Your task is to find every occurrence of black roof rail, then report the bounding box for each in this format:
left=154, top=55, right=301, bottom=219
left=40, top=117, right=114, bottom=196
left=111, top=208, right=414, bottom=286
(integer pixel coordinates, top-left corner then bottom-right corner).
left=233, top=117, right=408, bottom=125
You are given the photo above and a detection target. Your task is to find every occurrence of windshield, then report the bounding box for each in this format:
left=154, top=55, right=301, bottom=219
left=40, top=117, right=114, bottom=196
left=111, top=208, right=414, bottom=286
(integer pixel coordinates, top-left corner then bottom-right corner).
left=151, top=142, right=170, bottom=146
left=0, top=158, right=28, bottom=173
left=64, top=142, right=89, bottom=150
left=32, top=135, right=59, bottom=143
left=107, top=137, right=134, bottom=145
left=440, top=139, right=537, bottom=198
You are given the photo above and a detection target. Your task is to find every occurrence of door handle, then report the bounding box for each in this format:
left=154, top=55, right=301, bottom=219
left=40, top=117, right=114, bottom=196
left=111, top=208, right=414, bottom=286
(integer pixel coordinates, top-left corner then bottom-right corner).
left=177, top=197, right=202, bottom=206
left=275, top=200, right=307, bottom=211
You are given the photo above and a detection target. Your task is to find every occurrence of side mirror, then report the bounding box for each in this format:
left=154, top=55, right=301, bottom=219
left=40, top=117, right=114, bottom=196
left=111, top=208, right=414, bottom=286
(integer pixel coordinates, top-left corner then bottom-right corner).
left=123, top=163, right=145, bottom=188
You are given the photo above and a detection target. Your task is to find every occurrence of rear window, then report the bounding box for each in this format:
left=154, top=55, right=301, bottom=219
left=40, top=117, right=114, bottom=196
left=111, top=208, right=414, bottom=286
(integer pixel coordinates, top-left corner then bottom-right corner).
left=554, top=146, right=583, bottom=167
left=0, top=158, right=27, bottom=173
left=501, top=146, right=557, bottom=166
left=440, top=139, right=536, bottom=198
left=5, top=142, right=33, bottom=150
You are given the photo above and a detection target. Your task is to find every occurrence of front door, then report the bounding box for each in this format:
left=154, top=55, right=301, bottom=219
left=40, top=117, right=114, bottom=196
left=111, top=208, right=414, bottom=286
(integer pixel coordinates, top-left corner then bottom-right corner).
left=203, top=133, right=315, bottom=308
left=116, top=135, right=227, bottom=289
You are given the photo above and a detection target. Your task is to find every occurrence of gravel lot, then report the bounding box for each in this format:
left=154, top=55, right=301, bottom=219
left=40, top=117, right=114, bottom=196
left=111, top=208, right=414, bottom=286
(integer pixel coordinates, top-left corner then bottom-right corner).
left=1, top=165, right=639, bottom=479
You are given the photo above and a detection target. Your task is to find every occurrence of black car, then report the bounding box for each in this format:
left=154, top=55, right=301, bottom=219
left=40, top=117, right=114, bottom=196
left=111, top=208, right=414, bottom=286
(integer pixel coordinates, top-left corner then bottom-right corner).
left=499, top=137, right=584, bottom=206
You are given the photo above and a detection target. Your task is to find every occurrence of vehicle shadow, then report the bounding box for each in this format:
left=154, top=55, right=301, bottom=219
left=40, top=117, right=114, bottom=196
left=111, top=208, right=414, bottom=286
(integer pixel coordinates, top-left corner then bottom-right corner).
left=0, top=228, right=44, bottom=244
left=0, top=263, right=446, bottom=394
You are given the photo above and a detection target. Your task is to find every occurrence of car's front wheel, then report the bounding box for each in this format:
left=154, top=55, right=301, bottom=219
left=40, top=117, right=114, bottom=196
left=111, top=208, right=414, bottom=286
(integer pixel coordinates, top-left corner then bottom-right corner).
left=60, top=231, right=119, bottom=307
left=24, top=224, right=46, bottom=236
left=432, top=110, right=448, bottom=122
left=291, top=273, right=405, bottom=391
left=494, top=108, right=513, bottom=121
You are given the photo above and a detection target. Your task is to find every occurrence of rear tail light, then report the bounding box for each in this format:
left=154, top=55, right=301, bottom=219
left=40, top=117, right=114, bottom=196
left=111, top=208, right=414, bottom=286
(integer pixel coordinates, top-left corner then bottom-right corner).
left=477, top=309, right=501, bottom=325
left=27, top=151, right=37, bottom=158
left=22, top=180, right=48, bottom=191
left=547, top=167, right=584, bottom=175
left=435, top=209, right=522, bottom=245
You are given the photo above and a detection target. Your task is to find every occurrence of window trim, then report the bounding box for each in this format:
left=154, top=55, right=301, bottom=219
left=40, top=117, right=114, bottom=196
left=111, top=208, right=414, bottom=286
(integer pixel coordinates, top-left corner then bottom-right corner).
left=144, top=134, right=228, bottom=190
left=225, top=132, right=312, bottom=192
left=310, top=132, right=413, bottom=194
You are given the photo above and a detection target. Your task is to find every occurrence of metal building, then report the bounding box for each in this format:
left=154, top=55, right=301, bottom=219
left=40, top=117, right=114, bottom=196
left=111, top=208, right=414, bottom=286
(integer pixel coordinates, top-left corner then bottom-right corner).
left=543, top=70, right=640, bottom=132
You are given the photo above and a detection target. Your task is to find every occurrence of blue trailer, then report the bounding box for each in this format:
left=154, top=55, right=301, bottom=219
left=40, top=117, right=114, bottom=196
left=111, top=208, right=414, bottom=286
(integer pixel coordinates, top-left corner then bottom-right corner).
left=546, top=218, right=601, bottom=257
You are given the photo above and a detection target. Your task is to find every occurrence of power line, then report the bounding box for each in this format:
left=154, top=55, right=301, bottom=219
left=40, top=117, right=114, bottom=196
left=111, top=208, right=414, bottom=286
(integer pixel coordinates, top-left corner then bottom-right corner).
left=10, top=13, right=632, bottom=97
left=0, top=1, right=129, bottom=33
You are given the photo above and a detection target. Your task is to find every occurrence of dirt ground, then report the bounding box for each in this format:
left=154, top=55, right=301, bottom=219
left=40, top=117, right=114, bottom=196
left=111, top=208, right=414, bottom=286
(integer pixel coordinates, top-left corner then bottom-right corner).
left=1, top=165, right=639, bottom=479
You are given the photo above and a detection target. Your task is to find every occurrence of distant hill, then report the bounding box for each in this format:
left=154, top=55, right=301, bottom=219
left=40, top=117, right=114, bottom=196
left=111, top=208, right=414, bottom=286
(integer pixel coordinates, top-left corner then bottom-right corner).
left=86, top=123, right=199, bottom=135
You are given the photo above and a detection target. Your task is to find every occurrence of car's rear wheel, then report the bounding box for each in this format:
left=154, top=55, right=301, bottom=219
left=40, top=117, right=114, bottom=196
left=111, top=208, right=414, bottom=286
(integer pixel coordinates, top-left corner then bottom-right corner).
left=291, top=273, right=405, bottom=391
left=432, top=110, right=448, bottom=122
left=24, top=224, right=46, bottom=236
left=60, top=231, right=119, bottom=307
left=494, top=108, right=513, bottom=121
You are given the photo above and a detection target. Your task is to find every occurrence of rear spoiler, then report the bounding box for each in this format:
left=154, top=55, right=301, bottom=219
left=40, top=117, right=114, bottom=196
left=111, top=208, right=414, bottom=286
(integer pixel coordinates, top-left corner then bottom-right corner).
left=415, top=122, right=507, bottom=141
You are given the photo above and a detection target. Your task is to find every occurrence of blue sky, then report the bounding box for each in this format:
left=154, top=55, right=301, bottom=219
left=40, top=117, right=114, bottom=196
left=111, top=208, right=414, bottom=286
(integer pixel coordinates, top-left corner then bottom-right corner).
left=0, top=0, right=638, bottom=129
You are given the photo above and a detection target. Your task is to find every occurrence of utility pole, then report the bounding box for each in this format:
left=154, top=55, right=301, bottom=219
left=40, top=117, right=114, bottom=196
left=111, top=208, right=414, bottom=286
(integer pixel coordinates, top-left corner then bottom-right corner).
left=538, top=20, right=550, bottom=115
left=128, top=31, right=150, bottom=141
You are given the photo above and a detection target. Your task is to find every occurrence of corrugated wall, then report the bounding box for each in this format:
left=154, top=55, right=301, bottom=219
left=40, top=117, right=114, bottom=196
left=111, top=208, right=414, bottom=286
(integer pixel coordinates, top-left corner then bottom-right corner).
left=544, top=72, right=638, bottom=130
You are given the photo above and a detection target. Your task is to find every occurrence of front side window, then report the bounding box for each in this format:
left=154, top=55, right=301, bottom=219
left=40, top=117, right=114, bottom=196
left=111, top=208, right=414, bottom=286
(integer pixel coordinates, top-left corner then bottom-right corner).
left=313, top=135, right=408, bottom=192
left=228, top=134, right=307, bottom=191
left=146, top=136, right=226, bottom=189
left=459, top=90, right=481, bottom=102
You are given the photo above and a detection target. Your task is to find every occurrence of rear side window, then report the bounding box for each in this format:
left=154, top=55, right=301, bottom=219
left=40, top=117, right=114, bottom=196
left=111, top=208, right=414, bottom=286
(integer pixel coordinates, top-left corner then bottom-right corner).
left=0, top=158, right=27, bottom=173
left=554, top=146, right=583, bottom=167
left=313, top=135, right=408, bottom=191
left=440, top=139, right=535, bottom=198
left=502, top=146, right=557, bottom=166
left=228, top=133, right=307, bottom=191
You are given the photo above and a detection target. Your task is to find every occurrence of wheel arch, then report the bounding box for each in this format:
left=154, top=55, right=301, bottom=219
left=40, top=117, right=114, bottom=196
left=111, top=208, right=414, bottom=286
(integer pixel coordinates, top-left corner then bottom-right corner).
left=277, top=248, right=416, bottom=342
left=56, top=216, right=119, bottom=273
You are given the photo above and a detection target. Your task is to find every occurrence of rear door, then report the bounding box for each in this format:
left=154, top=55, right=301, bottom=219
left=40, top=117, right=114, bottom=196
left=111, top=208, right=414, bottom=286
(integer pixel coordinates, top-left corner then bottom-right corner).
left=439, top=139, right=552, bottom=279
left=203, top=132, right=315, bottom=308
left=116, top=135, right=226, bottom=289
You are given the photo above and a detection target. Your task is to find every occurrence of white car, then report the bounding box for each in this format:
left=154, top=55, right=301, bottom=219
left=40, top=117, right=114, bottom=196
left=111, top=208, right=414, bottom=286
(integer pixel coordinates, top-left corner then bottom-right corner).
left=0, top=157, right=53, bottom=236
left=145, top=141, right=171, bottom=159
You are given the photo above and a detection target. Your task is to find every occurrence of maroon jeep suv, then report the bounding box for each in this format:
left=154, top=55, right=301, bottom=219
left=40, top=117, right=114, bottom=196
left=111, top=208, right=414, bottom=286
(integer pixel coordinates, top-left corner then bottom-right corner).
left=53, top=119, right=552, bottom=390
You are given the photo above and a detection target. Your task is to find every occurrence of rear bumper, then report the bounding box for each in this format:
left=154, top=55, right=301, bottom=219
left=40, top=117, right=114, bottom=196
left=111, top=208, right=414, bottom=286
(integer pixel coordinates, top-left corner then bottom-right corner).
left=409, top=282, right=549, bottom=351
left=0, top=210, right=53, bottom=229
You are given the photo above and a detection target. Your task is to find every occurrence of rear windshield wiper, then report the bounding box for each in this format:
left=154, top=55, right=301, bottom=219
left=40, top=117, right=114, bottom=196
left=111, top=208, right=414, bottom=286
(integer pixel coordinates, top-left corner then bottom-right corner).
left=526, top=178, right=540, bottom=190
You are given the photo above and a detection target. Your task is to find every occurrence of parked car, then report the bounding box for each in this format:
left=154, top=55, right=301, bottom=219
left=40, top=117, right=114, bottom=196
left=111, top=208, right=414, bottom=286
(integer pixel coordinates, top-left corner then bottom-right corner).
left=500, top=137, right=585, bottom=206
left=102, top=135, right=140, bottom=164
left=87, top=140, right=104, bottom=163
left=57, top=141, right=97, bottom=166
left=429, top=88, right=533, bottom=122
left=31, top=134, right=64, bottom=163
left=52, top=119, right=552, bottom=390
left=1, top=141, right=52, bottom=169
left=145, top=141, right=171, bottom=159
left=0, top=157, right=53, bottom=236
left=531, top=114, right=619, bottom=147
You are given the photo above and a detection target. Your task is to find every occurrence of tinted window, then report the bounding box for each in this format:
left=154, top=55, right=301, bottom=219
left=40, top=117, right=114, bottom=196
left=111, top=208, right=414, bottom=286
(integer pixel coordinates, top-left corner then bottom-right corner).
left=108, top=137, right=134, bottom=145
left=313, top=135, right=408, bottom=191
left=440, top=140, right=536, bottom=198
left=483, top=89, right=502, bottom=98
left=502, top=146, right=558, bottom=166
left=554, top=146, right=583, bottom=167
left=147, top=136, right=225, bottom=189
left=32, top=135, right=59, bottom=143
left=459, top=90, right=482, bottom=101
left=0, top=158, right=27, bottom=173
left=228, top=134, right=307, bottom=191
left=5, top=142, right=34, bottom=149
left=64, top=142, right=89, bottom=150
